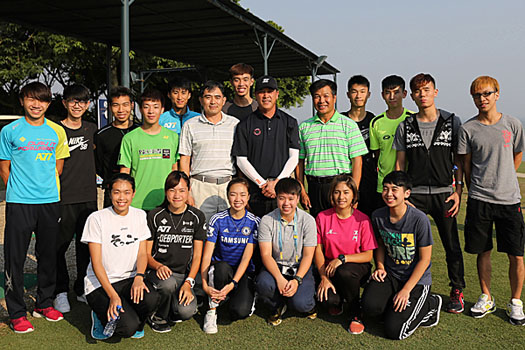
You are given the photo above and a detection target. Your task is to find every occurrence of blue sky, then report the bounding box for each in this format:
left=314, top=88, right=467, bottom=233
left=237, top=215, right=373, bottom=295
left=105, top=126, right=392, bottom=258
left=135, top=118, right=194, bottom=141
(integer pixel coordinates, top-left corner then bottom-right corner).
left=241, top=0, right=525, bottom=123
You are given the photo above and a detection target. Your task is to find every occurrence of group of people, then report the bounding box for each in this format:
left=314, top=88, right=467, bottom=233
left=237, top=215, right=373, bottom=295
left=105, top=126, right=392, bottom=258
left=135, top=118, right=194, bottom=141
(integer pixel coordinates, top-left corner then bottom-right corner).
left=1, top=62, right=524, bottom=341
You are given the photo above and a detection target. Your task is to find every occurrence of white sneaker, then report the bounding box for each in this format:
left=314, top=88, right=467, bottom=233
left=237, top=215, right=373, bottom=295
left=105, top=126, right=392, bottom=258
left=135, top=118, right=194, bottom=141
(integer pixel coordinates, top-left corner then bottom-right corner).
left=506, top=299, right=525, bottom=326
left=53, top=292, right=71, bottom=314
left=470, top=294, right=496, bottom=318
left=76, top=294, right=88, bottom=304
left=203, top=310, right=218, bottom=334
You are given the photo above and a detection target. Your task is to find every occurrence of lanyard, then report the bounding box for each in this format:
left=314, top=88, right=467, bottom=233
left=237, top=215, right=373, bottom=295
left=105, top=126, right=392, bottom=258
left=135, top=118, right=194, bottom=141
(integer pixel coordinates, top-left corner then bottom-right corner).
left=278, top=212, right=299, bottom=263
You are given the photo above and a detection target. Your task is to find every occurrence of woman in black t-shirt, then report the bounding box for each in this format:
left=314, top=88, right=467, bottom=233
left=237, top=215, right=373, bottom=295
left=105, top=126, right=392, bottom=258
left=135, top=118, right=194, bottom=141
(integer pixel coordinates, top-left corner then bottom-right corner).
left=145, top=171, right=206, bottom=333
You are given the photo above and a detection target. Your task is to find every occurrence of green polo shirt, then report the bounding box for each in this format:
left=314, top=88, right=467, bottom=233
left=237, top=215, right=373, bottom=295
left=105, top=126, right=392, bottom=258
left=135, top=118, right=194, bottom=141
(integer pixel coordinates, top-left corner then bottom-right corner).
left=299, top=111, right=367, bottom=177
left=369, top=108, right=413, bottom=192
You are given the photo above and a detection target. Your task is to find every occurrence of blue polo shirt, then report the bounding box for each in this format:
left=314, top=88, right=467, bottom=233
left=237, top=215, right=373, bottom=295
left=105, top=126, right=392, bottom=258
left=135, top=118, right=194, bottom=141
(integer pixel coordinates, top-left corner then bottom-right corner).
left=159, top=108, right=200, bottom=134
left=0, top=117, right=70, bottom=203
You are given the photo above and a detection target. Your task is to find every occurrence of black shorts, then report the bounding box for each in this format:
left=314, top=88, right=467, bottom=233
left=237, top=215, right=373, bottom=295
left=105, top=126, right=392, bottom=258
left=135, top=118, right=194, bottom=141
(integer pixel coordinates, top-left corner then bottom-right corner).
left=464, top=198, right=525, bottom=256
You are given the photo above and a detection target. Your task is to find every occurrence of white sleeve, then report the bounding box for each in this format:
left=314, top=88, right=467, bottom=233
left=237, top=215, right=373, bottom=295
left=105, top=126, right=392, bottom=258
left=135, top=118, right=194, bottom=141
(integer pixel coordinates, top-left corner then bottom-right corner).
left=236, top=156, right=266, bottom=186
left=277, top=148, right=299, bottom=179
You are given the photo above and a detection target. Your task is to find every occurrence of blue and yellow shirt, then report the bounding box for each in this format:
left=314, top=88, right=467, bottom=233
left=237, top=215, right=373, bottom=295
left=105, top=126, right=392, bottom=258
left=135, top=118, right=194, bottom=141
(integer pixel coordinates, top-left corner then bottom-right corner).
left=0, top=117, right=70, bottom=204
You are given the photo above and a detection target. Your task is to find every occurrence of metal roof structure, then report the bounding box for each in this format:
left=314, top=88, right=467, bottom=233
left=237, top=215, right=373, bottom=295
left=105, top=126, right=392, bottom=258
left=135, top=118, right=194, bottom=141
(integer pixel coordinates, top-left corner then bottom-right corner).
left=1, top=0, right=339, bottom=84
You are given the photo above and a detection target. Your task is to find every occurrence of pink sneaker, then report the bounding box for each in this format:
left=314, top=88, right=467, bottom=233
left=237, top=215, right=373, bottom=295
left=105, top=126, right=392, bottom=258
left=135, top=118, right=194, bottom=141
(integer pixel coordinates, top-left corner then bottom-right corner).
left=10, top=316, right=34, bottom=333
left=32, top=307, right=64, bottom=322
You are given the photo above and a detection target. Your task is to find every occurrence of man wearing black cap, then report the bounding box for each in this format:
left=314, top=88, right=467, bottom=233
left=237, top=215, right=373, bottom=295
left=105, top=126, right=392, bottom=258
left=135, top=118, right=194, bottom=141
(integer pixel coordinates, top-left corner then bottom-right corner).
left=232, top=75, right=300, bottom=218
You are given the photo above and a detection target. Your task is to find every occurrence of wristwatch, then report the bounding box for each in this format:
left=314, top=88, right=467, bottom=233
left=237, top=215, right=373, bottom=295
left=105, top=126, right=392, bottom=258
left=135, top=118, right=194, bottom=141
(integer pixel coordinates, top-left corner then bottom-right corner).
left=338, top=254, right=346, bottom=264
left=456, top=181, right=464, bottom=186
left=185, top=277, right=195, bottom=288
left=292, top=275, right=303, bottom=285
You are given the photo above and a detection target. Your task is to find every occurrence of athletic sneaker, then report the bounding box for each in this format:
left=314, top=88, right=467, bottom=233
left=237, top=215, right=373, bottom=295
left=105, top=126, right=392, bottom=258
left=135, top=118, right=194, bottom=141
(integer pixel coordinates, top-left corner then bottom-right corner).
left=53, top=292, right=71, bottom=314
left=306, top=306, right=318, bottom=320
left=148, top=315, right=171, bottom=333
left=470, top=294, right=496, bottom=318
left=348, top=317, right=365, bottom=334
left=76, top=294, right=88, bottom=304
left=91, top=311, right=109, bottom=340
left=203, top=310, right=218, bottom=334
left=446, top=288, right=464, bottom=314
left=10, top=316, right=34, bottom=334
left=506, top=299, right=525, bottom=326
left=32, top=307, right=64, bottom=321
left=421, top=294, right=442, bottom=328
left=131, top=329, right=144, bottom=339
left=267, top=304, right=287, bottom=326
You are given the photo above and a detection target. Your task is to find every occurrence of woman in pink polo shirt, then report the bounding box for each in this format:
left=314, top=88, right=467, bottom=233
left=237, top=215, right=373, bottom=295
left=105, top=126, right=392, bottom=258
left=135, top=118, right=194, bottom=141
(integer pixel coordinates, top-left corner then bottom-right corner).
left=314, top=174, right=377, bottom=335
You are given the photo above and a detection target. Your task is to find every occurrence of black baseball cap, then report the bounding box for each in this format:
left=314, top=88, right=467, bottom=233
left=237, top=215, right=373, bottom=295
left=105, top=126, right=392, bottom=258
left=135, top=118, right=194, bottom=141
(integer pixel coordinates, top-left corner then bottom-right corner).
left=255, top=75, right=278, bottom=92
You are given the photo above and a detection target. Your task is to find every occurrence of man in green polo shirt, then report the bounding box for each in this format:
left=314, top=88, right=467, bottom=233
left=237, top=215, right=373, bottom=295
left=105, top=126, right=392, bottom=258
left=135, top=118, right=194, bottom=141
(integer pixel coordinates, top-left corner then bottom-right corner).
left=296, top=79, right=367, bottom=218
left=369, top=75, right=413, bottom=201
left=119, top=89, right=179, bottom=211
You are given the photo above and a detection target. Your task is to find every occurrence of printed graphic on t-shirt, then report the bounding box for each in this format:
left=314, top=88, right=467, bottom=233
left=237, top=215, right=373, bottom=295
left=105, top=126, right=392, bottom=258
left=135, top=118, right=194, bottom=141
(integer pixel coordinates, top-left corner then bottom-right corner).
left=139, top=148, right=170, bottom=160
left=110, top=226, right=140, bottom=247
left=378, top=229, right=416, bottom=265
left=68, top=136, right=89, bottom=152
left=502, top=130, right=512, bottom=147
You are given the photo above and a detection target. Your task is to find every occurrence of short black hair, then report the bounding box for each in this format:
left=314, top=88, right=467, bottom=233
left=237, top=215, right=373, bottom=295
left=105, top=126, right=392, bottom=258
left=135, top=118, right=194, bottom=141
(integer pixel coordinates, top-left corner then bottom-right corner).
left=109, top=173, right=135, bottom=192
left=275, top=177, right=302, bottom=196
left=383, top=171, right=412, bottom=190
left=19, top=82, right=52, bottom=102
left=200, top=81, right=225, bottom=97
left=347, top=75, right=370, bottom=91
left=309, top=79, right=337, bottom=96
left=381, top=75, right=406, bottom=91
left=63, top=84, right=90, bottom=101
left=139, top=89, right=165, bottom=107
left=109, top=86, right=134, bottom=104
left=168, top=77, right=192, bottom=92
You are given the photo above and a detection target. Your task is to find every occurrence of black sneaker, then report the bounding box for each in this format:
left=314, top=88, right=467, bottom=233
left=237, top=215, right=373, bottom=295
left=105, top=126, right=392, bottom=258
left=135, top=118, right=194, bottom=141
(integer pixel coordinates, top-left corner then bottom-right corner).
left=446, top=288, right=464, bottom=314
left=421, top=294, right=442, bottom=328
left=148, top=316, right=172, bottom=333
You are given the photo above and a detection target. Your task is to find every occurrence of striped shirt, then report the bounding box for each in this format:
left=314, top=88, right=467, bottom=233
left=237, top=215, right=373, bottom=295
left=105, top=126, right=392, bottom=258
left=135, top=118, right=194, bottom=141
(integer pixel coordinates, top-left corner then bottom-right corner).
left=299, top=111, right=368, bottom=177
left=179, top=113, right=239, bottom=177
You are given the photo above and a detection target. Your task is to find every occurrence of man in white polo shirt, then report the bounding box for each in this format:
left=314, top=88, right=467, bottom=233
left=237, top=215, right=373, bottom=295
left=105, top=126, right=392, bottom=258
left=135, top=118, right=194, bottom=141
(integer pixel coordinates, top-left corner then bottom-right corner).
left=179, top=81, right=239, bottom=220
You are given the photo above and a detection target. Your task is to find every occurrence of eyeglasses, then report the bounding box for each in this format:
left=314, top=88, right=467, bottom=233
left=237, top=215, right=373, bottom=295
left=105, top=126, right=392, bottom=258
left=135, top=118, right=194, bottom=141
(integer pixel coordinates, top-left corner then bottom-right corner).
left=472, top=91, right=496, bottom=100
left=67, top=99, right=88, bottom=107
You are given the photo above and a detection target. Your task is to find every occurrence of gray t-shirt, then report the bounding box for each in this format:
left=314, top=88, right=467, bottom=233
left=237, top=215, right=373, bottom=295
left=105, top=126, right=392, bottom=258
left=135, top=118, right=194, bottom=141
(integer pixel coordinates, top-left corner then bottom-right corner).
left=371, top=205, right=433, bottom=285
left=393, top=110, right=461, bottom=194
left=457, top=114, right=525, bottom=204
left=258, top=207, right=317, bottom=268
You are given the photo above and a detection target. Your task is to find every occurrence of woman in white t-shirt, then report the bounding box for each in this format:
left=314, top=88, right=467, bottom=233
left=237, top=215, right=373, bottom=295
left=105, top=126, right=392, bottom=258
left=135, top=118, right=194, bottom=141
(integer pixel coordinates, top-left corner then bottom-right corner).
left=81, top=173, right=159, bottom=340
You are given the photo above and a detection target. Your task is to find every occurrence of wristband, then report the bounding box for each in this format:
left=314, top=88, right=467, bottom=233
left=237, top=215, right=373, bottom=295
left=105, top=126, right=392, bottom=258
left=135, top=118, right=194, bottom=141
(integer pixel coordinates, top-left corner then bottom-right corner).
left=185, top=277, right=195, bottom=288
left=456, top=181, right=464, bottom=186
left=231, top=279, right=238, bottom=290
left=292, top=275, right=303, bottom=285
left=135, top=273, right=145, bottom=279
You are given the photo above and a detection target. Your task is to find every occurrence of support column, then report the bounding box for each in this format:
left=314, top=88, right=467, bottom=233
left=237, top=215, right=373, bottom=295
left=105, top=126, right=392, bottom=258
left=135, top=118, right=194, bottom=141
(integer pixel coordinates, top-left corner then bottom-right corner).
left=106, top=45, right=113, bottom=123
left=121, top=0, right=134, bottom=87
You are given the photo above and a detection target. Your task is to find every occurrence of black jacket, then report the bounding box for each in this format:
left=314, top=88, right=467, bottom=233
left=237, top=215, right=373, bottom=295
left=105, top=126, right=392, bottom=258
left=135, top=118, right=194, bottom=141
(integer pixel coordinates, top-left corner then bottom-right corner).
left=403, top=109, right=456, bottom=188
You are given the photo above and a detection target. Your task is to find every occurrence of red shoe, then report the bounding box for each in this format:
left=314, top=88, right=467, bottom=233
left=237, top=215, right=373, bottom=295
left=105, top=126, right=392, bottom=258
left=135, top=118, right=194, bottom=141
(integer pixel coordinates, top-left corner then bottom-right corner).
left=32, top=307, right=64, bottom=322
left=10, top=316, right=34, bottom=334
left=348, top=316, right=365, bottom=334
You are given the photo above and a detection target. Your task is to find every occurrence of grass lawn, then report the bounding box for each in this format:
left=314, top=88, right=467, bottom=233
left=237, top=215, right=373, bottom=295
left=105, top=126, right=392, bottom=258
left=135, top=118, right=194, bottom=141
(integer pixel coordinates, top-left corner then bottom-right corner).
left=1, top=183, right=524, bottom=349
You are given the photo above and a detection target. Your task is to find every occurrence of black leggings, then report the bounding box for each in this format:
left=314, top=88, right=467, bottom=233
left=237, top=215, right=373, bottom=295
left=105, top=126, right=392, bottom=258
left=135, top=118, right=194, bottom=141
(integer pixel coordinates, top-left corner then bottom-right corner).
left=319, top=262, right=371, bottom=317
left=208, top=261, right=255, bottom=320
left=361, top=274, right=432, bottom=340
left=86, top=278, right=159, bottom=338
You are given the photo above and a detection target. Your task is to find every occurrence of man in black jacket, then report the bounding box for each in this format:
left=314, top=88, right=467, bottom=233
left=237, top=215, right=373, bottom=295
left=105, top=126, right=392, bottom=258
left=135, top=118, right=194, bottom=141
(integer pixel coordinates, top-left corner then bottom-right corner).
left=393, top=73, right=465, bottom=314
